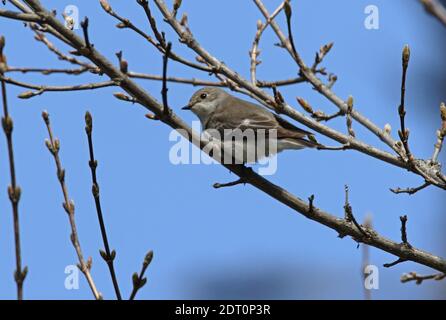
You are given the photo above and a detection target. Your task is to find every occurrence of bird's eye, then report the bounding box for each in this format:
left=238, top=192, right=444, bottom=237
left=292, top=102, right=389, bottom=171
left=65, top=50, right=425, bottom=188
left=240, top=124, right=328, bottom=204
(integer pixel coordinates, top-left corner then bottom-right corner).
left=200, top=93, right=207, bottom=99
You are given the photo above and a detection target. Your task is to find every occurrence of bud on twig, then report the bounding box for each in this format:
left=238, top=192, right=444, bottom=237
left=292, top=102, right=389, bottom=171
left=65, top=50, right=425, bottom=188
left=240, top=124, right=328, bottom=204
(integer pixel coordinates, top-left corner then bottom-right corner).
left=297, top=97, right=314, bottom=113
left=99, top=0, right=112, bottom=13
left=402, top=45, right=410, bottom=66
left=284, top=0, right=292, bottom=20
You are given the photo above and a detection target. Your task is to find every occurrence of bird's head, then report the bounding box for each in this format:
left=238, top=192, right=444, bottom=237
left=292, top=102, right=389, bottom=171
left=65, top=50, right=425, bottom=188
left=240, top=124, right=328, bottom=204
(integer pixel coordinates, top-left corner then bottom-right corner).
left=182, top=87, right=228, bottom=123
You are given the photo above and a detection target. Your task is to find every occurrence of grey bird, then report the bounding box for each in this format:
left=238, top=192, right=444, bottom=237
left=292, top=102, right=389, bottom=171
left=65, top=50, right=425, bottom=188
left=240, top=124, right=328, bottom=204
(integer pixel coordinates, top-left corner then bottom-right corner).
left=182, top=87, right=318, bottom=163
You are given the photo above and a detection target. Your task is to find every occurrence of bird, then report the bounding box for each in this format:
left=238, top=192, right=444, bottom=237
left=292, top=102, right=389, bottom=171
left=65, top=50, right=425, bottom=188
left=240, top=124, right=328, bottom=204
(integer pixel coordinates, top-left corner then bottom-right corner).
left=182, top=87, right=318, bottom=164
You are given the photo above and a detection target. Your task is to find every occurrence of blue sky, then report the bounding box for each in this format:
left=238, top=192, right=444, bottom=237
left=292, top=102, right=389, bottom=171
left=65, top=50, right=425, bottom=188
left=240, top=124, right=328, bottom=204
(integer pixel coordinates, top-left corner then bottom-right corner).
left=0, top=0, right=445, bottom=299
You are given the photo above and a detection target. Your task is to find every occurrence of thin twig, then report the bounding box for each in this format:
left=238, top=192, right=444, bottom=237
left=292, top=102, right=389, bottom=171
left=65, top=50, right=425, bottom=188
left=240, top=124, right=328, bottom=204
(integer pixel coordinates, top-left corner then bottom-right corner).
left=399, top=215, right=411, bottom=247
left=397, top=45, right=413, bottom=163
left=390, top=182, right=430, bottom=195
left=250, top=1, right=285, bottom=85
left=80, top=17, right=92, bottom=51
left=129, top=250, right=153, bottom=300
left=85, top=111, right=121, bottom=300
left=162, top=42, right=172, bottom=117
left=297, top=97, right=345, bottom=122
left=401, top=271, right=446, bottom=284
left=6, top=66, right=89, bottom=75
left=344, top=185, right=368, bottom=239
left=42, top=110, right=102, bottom=300
left=100, top=0, right=212, bottom=73
left=0, top=36, right=27, bottom=300
left=0, top=75, right=115, bottom=99
left=213, top=178, right=247, bottom=189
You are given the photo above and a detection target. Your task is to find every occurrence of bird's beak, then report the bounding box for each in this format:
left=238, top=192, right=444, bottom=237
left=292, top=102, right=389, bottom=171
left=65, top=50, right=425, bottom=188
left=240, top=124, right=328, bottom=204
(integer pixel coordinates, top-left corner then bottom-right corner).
left=182, top=104, right=192, bottom=110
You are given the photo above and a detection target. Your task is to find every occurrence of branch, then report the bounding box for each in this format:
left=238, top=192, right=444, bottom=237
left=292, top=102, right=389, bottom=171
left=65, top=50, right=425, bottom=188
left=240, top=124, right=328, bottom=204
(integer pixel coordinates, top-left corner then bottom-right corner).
left=397, top=45, right=413, bottom=163
left=12, top=0, right=446, bottom=275
left=129, top=250, right=153, bottom=300
left=5, top=66, right=89, bottom=75
left=0, top=36, right=27, bottom=300
left=161, top=42, right=172, bottom=117
left=401, top=271, right=445, bottom=284
left=250, top=1, right=285, bottom=85
left=0, top=75, right=115, bottom=98
left=85, top=112, right=122, bottom=300
left=390, top=182, right=430, bottom=195
left=42, top=110, right=102, bottom=300
left=343, top=185, right=369, bottom=239
left=0, top=8, right=40, bottom=22
left=419, top=0, right=446, bottom=27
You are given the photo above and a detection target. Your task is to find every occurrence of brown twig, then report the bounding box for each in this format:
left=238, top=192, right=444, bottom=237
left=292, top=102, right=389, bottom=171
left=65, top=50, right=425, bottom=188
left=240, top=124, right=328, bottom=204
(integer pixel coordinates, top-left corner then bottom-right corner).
left=0, top=75, right=115, bottom=99
left=297, top=97, right=345, bottom=122
left=5, top=66, right=89, bottom=75
left=213, top=178, right=247, bottom=189
left=250, top=1, right=285, bottom=85
left=383, top=215, right=412, bottom=268
left=343, top=185, right=368, bottom=239
left=397, top=45, right=413, bottom=163
left=390, top=182, right=430, bottom=195
left=85, top=111, right=121, bottom=300
left=0, top=36, right=27, bottom=300
left=161, top=42, right=172, bottom=117
left=42, top=110, right=102, bottom=300
left=401, top=271, right=446, bottom=284
left=129, top=250, right=153, bottom=300
left=0, top=8, right=40, bottom=22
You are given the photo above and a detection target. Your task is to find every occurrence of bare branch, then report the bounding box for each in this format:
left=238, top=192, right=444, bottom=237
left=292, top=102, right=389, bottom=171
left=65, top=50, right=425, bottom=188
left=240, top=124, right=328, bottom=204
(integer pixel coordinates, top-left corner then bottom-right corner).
left=0, top=8, right=40, bottom=22
left=343, top=185, right=369, bottom=239
left=397, top=45, right=413, bottom=163
left=390, top=182, right=430, bottom=195
left=42, top=110, right=102, bottom=300
left=161, top=42, right=172, bottom=117
left=5, top=66, right=89, bottom=75
left=401, top=271, right=446, bottom=284
left=213, top=178, right=247, bottom=189
left=250, top=1, right=285, bottom=85
left=0, top=75, right=115, bottom=98
left=129, top=250, right=153, bottom=300
left=0, top=36, right=27, bottom=300
left=85, top=111, right=122, bottom=300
